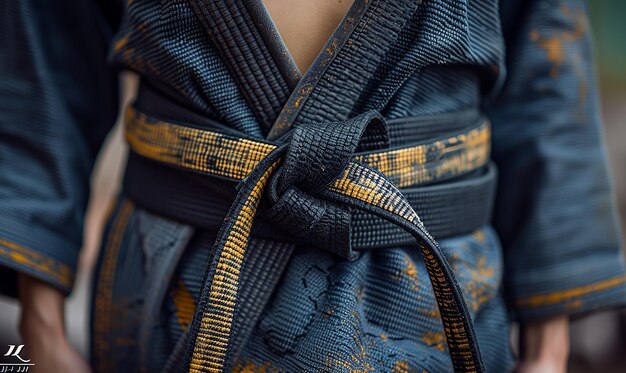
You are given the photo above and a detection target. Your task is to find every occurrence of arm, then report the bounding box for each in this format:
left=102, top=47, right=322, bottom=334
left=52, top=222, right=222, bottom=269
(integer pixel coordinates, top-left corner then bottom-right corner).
left=517, top=316, right=569, bottom=372
left=18, top=274, right=91, bottom=373
left=487, top=0, right=625, bottom=369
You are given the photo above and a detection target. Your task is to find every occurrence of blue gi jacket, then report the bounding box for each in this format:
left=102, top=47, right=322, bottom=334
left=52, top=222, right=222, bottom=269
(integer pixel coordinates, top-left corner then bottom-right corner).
left=1, top=0, right=625, bottom=371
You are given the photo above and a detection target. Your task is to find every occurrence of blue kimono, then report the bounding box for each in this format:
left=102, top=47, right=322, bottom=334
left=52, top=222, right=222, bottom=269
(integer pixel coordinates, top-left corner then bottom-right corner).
left=1, top=0, right=624, bottom=372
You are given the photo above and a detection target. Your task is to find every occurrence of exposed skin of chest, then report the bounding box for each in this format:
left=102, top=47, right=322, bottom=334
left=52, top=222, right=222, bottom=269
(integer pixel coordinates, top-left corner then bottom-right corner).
left=263, top=0, right=353, bottom=73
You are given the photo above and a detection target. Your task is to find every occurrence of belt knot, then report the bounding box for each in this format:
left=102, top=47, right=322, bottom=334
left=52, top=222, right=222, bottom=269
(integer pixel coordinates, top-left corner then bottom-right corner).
left=264, top=111, right=388, bottom=259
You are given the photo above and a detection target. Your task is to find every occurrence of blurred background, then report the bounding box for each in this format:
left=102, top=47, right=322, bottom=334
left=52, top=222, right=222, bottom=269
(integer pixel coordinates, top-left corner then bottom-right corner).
left=0, top=2, right=625, bottom=372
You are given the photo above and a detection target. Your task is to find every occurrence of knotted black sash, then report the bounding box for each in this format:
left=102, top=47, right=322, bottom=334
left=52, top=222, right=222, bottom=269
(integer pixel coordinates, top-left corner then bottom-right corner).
left=176, top=111, right=484, bottom=372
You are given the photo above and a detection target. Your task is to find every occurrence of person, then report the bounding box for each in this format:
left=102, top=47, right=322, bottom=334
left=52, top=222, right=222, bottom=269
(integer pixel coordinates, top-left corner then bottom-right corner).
left=1, top=0, right=624, bottom=372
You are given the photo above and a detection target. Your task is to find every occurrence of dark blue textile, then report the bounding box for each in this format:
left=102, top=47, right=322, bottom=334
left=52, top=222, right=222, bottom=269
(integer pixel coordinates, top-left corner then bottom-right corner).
left=489, top=0, right=626, bottom=320
left=0, top=0, right=119, bottom=294
left=1, top=0, right=625, bottom=372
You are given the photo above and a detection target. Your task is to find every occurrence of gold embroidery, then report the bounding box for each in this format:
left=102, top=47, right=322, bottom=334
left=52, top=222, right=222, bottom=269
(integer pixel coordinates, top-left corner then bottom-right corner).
left=391, top=361, right=410, bottom=373
left=515, top=275, right=626, bottom=308
left=172, top=280, right=196, bottom=330
left=0, top=239, right=73, bottom=289
left=422, top=331, right=447, bottom=352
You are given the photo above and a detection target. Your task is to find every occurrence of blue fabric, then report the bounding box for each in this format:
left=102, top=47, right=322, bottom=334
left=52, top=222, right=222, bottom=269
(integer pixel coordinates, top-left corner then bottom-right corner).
left=91, top=200, right=512, bottom=372
left=489, top=0, right=626, bottom=320
left=1, top=0, right=624, bottom=371
left=0, top=0, right=119, bottom=295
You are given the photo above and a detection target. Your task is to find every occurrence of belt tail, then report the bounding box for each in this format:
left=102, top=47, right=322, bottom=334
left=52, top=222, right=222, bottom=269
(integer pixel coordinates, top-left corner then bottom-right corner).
left=183, top=149, right=285, bottom=373
left=324, top=162, right=486, bottom=372
left=183, top=153, right=485, bottom=373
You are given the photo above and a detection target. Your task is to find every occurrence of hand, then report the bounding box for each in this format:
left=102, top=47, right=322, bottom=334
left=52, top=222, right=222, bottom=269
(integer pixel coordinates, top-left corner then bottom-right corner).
left=516, top=315, right=569, bottom=373
left=18, top=274, right=92, bottom=373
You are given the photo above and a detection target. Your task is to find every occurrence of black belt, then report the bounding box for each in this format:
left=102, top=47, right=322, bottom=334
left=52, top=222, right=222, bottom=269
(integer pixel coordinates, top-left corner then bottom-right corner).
left=124, top=151, right=497, bottom=248
left=122, top=104, right=491, bottom=372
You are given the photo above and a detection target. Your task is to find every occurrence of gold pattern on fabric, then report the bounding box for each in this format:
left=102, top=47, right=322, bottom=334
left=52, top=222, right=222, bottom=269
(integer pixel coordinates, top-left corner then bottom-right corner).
left=0, top=239, right=73, bottom=289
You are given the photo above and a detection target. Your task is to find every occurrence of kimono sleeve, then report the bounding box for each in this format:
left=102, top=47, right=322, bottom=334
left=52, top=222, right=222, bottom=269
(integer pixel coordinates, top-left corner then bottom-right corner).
left=488, top=0, right=626, bottom=321
left=0, top=0, right=121, bottom=296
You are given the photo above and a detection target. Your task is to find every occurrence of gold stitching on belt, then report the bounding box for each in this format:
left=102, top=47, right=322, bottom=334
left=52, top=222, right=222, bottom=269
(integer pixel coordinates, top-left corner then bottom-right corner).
left=189, top=161, right=281, bottom=373
left=124, top=106, right=490, bottom=189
